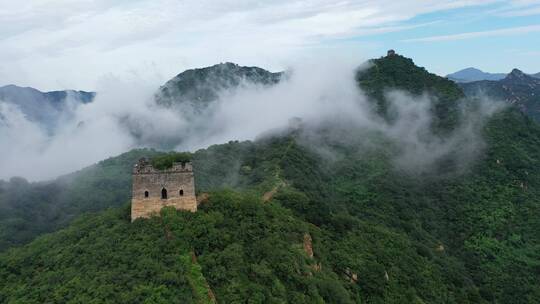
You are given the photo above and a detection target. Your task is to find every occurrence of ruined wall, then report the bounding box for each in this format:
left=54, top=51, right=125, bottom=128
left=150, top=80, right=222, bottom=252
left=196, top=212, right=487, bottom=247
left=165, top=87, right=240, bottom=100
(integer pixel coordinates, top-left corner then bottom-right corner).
left=131, top=159, right=197, bottom=221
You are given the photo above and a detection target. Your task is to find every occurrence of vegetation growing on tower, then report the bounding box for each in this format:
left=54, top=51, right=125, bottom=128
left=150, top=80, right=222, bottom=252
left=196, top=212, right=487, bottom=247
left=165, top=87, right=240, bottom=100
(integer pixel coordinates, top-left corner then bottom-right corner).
left=151, top=152, right=193, bottom=170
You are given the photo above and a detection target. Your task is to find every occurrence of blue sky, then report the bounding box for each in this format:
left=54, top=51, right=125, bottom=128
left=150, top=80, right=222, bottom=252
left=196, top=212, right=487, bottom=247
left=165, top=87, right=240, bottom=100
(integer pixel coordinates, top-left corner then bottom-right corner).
left=1, top=0, right=539, bottom=90
left=357, top=1, right=540, bottom=75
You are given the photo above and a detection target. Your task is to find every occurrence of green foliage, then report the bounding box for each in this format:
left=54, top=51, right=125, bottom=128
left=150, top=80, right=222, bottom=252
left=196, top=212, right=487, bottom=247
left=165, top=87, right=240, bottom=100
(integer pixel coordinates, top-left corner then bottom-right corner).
left=0, top=193, right=352, bottom=303
left=0, top=148, right=162, bottom=250
left=0, top=206, right=197, bottom=303
left=157, top=62, right=282, bottom=108
left=179, top=253, right=214, bottom=304
left=0, top=143, right=265, bottom=251
left=151, top=152, right=193, bottom=170
left=357, top=54, right=464, bottom=130
left=460, top=70, right=540, bottom=122
left=357, top=55, right=463, bottom=102
left=1, top=56, right=540, bottom=303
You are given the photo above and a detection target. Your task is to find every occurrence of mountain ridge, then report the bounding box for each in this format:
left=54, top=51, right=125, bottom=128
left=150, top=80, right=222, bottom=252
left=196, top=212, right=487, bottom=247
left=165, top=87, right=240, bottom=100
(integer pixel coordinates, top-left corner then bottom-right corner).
left=446, top=67, right=507, bottom=83
left=1, top=55, right=540, bottom=303
left=447, top=67, right=540, bottom=83
left=460, top=68, right=540, bottom=121
left=156, top=62, right=283, bottom=109
left=0, top=84, right=95, bottom=131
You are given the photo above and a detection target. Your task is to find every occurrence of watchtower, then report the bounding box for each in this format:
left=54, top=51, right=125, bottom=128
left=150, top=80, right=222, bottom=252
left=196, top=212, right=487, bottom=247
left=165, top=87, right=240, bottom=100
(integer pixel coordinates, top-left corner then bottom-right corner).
left=131, top=158, right=197, bottom=221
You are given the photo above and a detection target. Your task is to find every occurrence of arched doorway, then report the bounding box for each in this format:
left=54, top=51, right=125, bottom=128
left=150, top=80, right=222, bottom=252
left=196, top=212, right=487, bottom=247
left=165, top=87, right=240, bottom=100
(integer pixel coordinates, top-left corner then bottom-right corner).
left=179, top=189, right=184, bottom=196
left=144, top=191, right=149, bottom=198
left=161, top=188, right=168, bottom=199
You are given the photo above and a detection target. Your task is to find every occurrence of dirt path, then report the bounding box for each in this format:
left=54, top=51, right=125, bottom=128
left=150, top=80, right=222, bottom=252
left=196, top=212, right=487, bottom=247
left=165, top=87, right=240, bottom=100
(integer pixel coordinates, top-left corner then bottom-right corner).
left=262, top=179, right=286, bottom=202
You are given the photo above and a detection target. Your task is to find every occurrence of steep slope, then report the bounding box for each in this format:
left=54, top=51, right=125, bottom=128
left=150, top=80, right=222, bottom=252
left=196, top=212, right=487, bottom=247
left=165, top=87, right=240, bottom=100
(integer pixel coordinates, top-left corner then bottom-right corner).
left=0, top=85, right=94, bottom=131
left=1, top=189, right=466, bottom=304
left=358, top=54, right=464, bottom=101
left=446, top=68, right=506, bottom=83
left=461, top=69, right=540, bottom=121
left=0, top=206, right=213, bottom=303
left=356, top=53, right=463, bottom=129
left=156, top=62, right=282, bottom=110
left=0, top=149, right=160, bottom=250
left=0, top=143, right=257, bottom=251
left=2, top=109, right=540, bottom=302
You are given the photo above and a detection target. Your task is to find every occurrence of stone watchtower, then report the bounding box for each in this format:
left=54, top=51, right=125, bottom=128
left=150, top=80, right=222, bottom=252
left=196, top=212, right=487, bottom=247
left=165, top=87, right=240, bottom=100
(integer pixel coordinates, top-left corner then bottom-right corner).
left=131, top=158, right=197, bottom=221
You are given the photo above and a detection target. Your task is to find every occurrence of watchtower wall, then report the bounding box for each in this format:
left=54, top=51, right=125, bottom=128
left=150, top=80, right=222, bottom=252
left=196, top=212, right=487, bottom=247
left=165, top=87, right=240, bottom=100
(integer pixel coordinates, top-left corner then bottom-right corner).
left=131, top=158, right=197, bottom=221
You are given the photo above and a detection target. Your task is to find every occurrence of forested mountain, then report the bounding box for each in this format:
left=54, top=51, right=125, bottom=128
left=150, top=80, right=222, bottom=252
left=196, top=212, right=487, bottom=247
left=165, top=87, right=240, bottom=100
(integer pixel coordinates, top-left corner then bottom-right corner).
left=357, top=54, right=463, bottom=130
left=1, top=55, right=540, bottom=303
left=0, top=85, right=94, bottom=131
left=156, top=62, right=282, bottom=110
left=460, top=69, right=540, bottom=121
left=0, top=149, right=160, bottom=250
left=0, top=144, right=257, bottom=251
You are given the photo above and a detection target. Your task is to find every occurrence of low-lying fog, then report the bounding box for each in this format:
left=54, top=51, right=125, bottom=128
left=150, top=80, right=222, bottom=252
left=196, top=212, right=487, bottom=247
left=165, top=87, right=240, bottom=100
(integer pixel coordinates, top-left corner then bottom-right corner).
left=0, top=58, right=501, bottom=181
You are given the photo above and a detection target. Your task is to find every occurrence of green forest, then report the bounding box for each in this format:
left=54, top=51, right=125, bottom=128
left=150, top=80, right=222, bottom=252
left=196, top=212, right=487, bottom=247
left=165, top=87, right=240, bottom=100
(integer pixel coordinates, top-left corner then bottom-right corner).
left=1, top=55, right=539, bottom=303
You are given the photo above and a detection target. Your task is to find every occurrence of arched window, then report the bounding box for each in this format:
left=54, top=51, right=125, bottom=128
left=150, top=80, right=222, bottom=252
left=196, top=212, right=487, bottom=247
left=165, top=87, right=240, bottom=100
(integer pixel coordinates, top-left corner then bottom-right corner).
left=144, top=191, right=149, bottom=198
left=161, top=188, right=168, bottom=199
left=179, top=189, right=184, bottom=196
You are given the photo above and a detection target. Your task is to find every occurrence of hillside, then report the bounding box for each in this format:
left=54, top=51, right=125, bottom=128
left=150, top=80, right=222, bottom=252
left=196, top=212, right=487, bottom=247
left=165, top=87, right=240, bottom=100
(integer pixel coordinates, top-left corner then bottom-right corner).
left=0, top=143, right=258, bottom=251
left=1, top=55, right=540, bottom=302
left=156, top=62, right=282, bottom=110
left=460, top=69, right=540, bottom=121
left=0, top=190, right=463, bottom=304
left=2, top=109, right=540, bottom=302
left=356, top=53, right=463, bottom=130
left=0, top=85, right=95, bottom=132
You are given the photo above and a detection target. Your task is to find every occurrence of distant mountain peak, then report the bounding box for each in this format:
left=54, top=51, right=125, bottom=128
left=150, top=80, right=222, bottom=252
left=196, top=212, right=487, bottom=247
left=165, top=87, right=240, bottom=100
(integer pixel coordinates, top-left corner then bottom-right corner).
left=0, top=85, right=95, bottom=132
left=460, top=67, right=540, bottom=121
left=461, top=67, right=483, bottom=72
left=507, top=68, right=526, bottom=79
left=446, top=68, right=506, bottom=83
left=503, top=68, right=540, bottom=85
left=156, top=63, right=282, bottom=108
left=216, top=62, right=239, bottom=67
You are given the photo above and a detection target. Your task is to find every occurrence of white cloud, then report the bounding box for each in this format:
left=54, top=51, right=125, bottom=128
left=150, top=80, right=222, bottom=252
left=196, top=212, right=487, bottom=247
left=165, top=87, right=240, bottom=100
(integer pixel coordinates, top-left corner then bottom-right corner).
left=0, top=0, right=497, bottom=90
left=402, top=24, right=540, bottom=42
left=496, top=6, right=540, bottom=16
left=0, top=56, right=502, bottom=181
left=489, top=0, right=540, bottom=17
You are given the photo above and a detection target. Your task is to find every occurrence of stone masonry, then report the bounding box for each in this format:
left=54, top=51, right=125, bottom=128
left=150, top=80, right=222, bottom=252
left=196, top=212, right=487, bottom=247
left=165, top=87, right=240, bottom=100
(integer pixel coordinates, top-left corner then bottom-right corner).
left=131, top=158, right=197, bottom=221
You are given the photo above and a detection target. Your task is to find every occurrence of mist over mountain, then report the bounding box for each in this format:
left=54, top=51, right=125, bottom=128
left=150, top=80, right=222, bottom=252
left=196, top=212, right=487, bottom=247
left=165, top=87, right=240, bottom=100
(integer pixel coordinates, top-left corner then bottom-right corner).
left=460, top=68, right=540, bottom=121
left=0, top=63, right=284, bottom=180
left=0, top=53, right=503, bottom=247
left=3, top=0, right=540, bottom=302
left=0, top=85, right=95, bottom=132
left=2, top=57, right=516, bottom=182
left=156, top=62, right=283, bottom=110
left=2, top=52, right=539, bottom=303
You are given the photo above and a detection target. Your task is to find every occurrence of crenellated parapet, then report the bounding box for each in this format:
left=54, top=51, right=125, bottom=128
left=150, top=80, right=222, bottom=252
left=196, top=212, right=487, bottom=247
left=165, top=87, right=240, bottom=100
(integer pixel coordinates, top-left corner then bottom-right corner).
left=133, top=158, right=193, bottom=174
